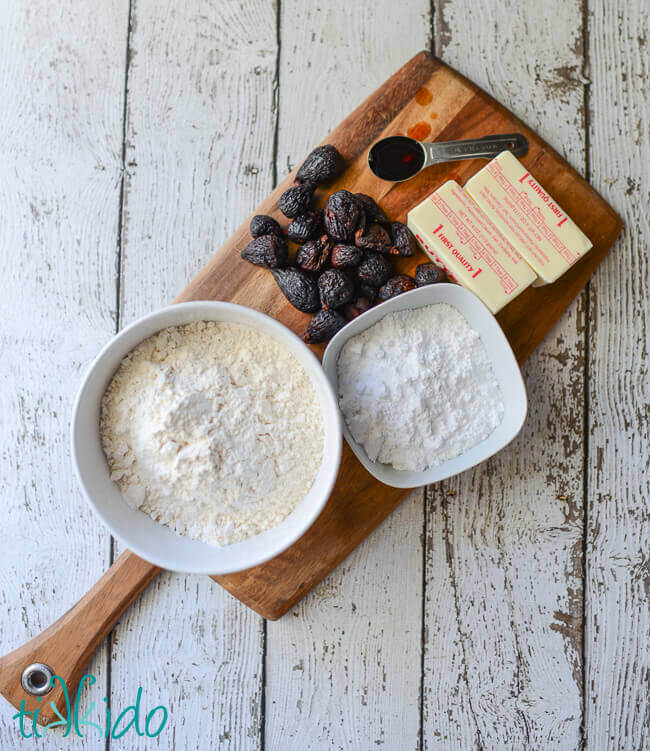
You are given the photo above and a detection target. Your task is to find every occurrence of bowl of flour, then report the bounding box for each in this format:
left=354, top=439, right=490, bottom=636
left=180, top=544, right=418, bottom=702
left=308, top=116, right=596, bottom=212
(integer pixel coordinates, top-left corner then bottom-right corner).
left=71, top=302, right=341, bottom=574
left=322, top=284, right=527, bottom=488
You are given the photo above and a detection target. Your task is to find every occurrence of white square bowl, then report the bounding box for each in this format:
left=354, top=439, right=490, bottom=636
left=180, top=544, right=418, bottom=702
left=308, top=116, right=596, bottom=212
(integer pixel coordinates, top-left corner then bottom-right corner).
left=321, top=283, right=527, bottom=489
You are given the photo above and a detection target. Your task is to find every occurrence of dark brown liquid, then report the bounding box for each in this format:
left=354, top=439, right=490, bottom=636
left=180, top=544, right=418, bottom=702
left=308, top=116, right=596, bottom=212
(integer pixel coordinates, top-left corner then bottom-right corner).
left=368, top=136, right=425, bottom=181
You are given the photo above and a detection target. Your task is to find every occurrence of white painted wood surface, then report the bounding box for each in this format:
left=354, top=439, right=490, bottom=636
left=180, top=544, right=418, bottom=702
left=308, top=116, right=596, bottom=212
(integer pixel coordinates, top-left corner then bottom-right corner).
left=586, top=2, right=649, bottom=749
left=0, top=1, right=126, bottom=748
left=0, top=2, right=647, bottom=750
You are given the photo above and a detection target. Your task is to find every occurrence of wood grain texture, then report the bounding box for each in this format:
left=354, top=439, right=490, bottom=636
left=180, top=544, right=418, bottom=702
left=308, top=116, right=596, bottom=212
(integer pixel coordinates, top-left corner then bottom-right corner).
left=0, top=0, right=128, bottom=746
left=423, top=2, right=591, bottom=748
left=205, top=53, right=621, bottom=620
left=423, top=486, right=479, bottom=749
left=264, top=5, right=431, bottom=750
left=109, top=0, right=279, bottom=748
left=585, top=3, right=649, bottom=749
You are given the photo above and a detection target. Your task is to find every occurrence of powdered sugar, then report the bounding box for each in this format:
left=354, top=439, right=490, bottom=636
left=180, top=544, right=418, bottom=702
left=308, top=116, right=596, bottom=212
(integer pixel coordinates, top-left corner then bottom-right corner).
left=336, top=303, right=504, bottom=472
left=100, top=320, right=324, bottom=546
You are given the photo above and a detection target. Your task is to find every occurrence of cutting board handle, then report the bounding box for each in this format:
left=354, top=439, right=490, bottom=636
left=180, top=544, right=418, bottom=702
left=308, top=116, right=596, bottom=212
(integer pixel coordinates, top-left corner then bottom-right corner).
left=0, top=550, right=161, bottom=726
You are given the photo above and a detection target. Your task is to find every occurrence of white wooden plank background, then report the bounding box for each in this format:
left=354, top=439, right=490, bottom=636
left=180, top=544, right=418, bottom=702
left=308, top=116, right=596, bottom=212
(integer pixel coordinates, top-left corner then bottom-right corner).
left=0, top=1, right=647, bottom=749
left=586, top=2, right=649, bottom=748
left=0, top=2, right=126, bottom=748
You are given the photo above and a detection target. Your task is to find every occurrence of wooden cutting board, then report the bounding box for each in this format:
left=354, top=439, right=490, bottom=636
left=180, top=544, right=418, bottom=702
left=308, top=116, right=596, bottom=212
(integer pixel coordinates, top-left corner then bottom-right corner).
left=176, top=51, right=621, bottom=619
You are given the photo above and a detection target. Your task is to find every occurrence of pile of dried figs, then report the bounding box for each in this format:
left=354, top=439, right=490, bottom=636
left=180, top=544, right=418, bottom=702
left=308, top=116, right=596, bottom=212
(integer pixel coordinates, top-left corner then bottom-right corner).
left=240, top=144, right=447, bottom=343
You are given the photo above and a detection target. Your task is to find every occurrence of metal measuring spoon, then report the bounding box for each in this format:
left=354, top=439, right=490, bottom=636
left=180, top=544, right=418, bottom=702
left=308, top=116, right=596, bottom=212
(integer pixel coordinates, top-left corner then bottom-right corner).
left=368, top=133, right=529, bottom=182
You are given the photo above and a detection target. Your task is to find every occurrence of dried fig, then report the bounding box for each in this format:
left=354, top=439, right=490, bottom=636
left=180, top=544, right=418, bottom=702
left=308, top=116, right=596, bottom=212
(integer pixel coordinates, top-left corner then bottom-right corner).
left=389, top=221, right=417, bottom=256
left=343, top=294, right=373, bottom=321
left=331, top=243, right=363, bottom=269
left=295, top=235, right=332, bottom=272
left=278, top=182, right=316, bottom=218
left=296, top=145, right=344, bottom=184
left=354, top=193, right=387, bottom=225
left=355, top=222, right=392, bottom=253
left=415, top=262, right=447, bottom=286
left=379, top=274, right=417, bottom=301
left=287, top=209, right=324, bottom=244
left=318, top=269, right=355, bottom=311
left=358, top=284, right=379, bottom=305
left=241, top=234, right=288, bottom=268
left=302, top=309, right=347, bottom=343
left=271, top=267, right=320, bottom=312
left=357, top=251, right=392, bottom=287
left=324, top=190, right=361, bottom=243
left=250, top=214, right=283, bottom=239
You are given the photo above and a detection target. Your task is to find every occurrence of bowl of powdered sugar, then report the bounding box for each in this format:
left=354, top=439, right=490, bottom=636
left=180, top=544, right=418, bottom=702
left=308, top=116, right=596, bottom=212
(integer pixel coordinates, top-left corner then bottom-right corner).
left=71, top=301, right=341, bottom=574
left=322, top=283, right=527, bottom=488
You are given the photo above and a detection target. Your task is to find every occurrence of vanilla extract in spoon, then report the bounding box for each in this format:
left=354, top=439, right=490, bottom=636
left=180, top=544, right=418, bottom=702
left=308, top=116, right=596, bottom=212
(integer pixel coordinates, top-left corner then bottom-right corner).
left=368, top=133, right=529, bottom=182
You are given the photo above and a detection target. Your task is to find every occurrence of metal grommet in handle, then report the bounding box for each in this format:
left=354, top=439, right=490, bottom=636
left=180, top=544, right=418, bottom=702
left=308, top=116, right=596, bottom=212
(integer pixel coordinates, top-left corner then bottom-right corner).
left=21, top=663, right=54, bottom=696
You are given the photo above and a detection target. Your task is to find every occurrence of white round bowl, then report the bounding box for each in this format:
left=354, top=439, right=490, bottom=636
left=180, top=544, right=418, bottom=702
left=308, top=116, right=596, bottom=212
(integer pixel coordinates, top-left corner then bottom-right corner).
left=322, top=283, right=527, bottom=489
left=71, top=301, right=342, bottom=574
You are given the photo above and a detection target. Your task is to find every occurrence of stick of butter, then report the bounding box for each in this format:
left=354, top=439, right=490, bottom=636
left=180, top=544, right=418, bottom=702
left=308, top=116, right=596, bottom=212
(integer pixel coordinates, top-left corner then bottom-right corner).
left=465, top=151, right=593, bottom=285
left=407, top=180, right=536, bottom=313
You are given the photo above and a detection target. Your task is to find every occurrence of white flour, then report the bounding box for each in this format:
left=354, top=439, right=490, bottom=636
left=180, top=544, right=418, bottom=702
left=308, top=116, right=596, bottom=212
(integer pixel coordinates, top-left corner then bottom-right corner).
left=337, top=303, right=504, bottom=471
left=101, top=321, right=324, bottom=546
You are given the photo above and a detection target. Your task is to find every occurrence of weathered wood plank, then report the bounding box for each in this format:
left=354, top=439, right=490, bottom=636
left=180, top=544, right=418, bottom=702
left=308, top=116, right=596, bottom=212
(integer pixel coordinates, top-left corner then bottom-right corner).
left=110, top=0, right=278, bottom=747
left=423, top=2, right=588, bottom=748
left=585, top=3, right=649, bottom=749
left=0, top=1, right=128, bottom=747
left=266, top=494, right=423, bottom=751
left=264, top=4, right=431, bottom=749
left=422, top=487, right=479, bottom=749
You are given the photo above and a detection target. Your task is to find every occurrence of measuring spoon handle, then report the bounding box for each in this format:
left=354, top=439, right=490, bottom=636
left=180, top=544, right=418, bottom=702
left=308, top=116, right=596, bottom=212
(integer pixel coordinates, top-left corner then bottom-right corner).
left=422, top=133, right=528, bottom=166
